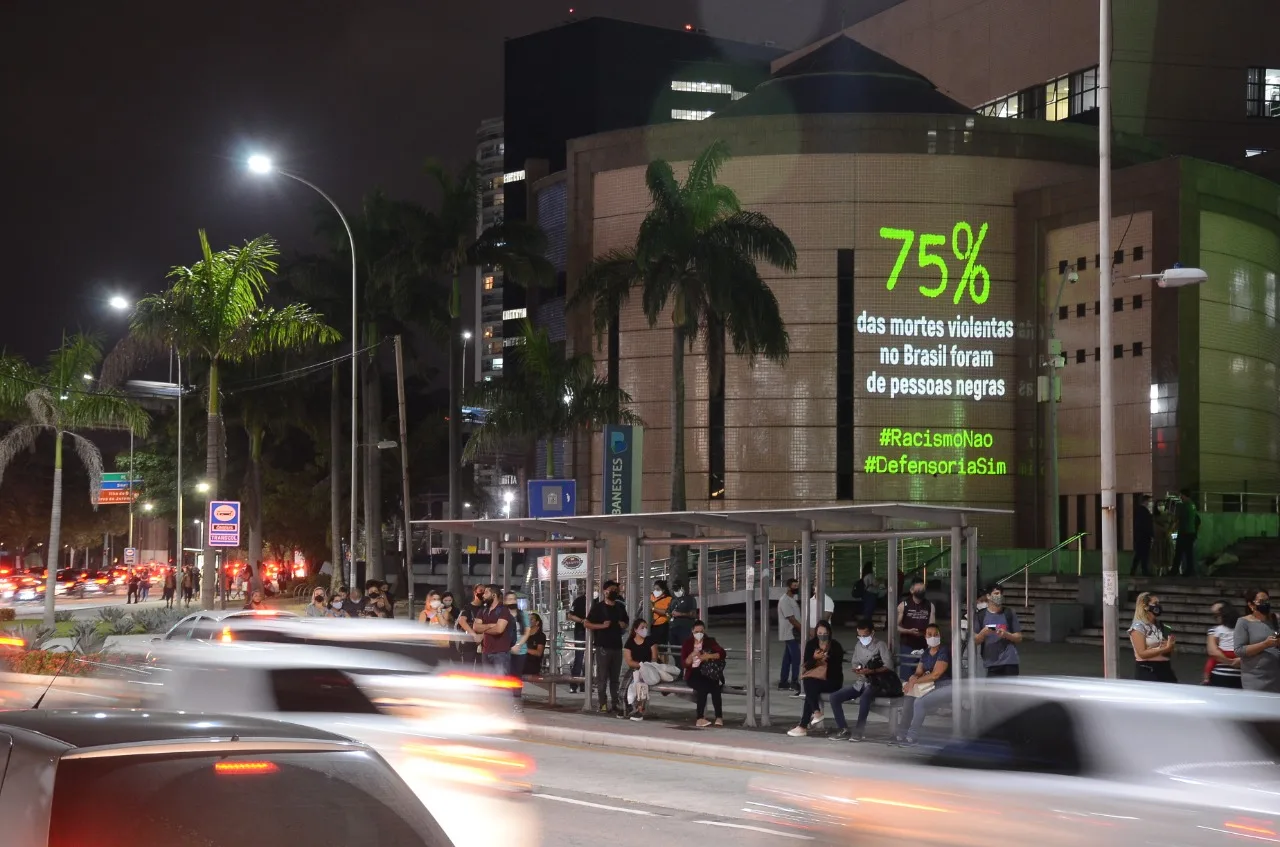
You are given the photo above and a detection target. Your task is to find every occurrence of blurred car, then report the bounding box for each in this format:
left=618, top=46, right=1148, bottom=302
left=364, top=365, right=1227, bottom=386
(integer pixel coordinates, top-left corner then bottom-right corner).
left=126, top=641, right=534, bottom=847
left=208, top=614, right=479, bottom=668
left=748, top=677, right=1280, bottom=847
left=13, top=569, right=63, bottom=602
left=0, top=708, right=453, bottom=847
left=54, top=568, right=103, bottom=598
left=155, top=607, right=301, bottom=642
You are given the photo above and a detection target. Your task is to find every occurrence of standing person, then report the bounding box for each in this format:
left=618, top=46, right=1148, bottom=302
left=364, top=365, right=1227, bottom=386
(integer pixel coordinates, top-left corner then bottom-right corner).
left=897, top=576, right=935, bottom=681
left=827, top=619, right=897, bottom=742
left=586, top=579, right=630, bottom=715
left=163, top=567, right=177, bottom=610
left=138, top=569, right=151, bottom=602
left=126, top=569, right=139, bottom=605
left=567, top=589, right=588, bottom=693
left=505, top=592, right=529, bottom=674
left=649, top=580, right=672, bottom=651
left=896, top=623, right=952, bottom=745
left=1205, top=600, right=1242, bottom=688
left=472, top=584, right=516, bottom=678
left=789, top=620, right=845, bottom=737
left=180, top=566, right=194, bottom=608
left=1234, top=588, right=1280, bottom=692
left=973, top=584, right=1022, bottom=677
left=1131, top=494, right=1154, bottom=577
left=777, top=578, right=802, bottom=694
left=522, top=613, right=547, bottom=677
left=668, top=580, right=698, bottom=652
left=457, top=584, right=487, bottom=665
left=853, top=563, right=878, bottom=621
left=436, top=591, right=456, bottom=630
left=417, top=591, right=441, bottom=625
left=681, top=620, right=725, bottom=728
left=1174, top=488, right=1200, bottom=577
left=808, top=585, right=835, bottom=632
left=1128, top=591, right=1176, bottom=682
left=305, top=588, right=331, bottom=617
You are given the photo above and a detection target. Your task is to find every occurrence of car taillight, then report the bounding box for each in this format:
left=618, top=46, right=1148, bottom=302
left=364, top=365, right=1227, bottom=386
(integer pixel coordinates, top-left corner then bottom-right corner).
left=219, top=627, right=234, bottom=643
left=437, top=671, right=522, bottom=690
left=215, top=761, right=278, bottom=775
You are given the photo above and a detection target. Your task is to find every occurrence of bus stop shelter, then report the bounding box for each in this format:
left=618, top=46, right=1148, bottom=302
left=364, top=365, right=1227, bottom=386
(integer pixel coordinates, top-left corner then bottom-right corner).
left=419, top=503, right=1011, bottom=730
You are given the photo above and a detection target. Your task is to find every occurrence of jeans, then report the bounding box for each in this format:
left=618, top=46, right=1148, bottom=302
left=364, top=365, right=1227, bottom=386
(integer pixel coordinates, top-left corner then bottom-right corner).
left=1135, top=661, right=1178, bottom=683
left=1130, top=539, right=1152, bottom=576
left=984, top=664, right=1020, bottom=677
left=800, top=677, right=840, bottom=726
left=779, top=638, right=801, bottom=686
left=860, top=594, right=877, bottom=620
left=899, top=649, right=920, bottom=682
left=688, top=673, right=723, bottom=719
left=830, top=682, right=879, bottom=731
left=571, top=635, right=585, bottom=685
left=900, top=684, right=950, bottom=739
left=482, top=652, right=511, bottom=676
left=1174, top=533, right=1197, bottom=577
left=596, top=647, right=623, bottom=708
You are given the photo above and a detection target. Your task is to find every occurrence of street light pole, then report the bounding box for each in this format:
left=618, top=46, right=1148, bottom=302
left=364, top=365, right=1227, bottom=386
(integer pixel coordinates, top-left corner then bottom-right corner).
left=393, top=335, right=414, bottom=618
left=1099, top=0, right=1119, bottom=679
left=248, top=156, right=359, bottom=590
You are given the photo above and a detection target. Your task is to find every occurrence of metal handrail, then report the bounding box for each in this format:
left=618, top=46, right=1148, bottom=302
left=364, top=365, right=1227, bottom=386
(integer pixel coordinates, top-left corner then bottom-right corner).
left=996, top=532, right=1089, bottom=607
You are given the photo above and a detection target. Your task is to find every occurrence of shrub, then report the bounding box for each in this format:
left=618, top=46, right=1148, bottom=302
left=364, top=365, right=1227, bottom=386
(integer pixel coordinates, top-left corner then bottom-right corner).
left=97, top=607, right=127, bottom=624
left=71, top=621, right=106, bottom=655
left=5, top=649, right=148, bottom=677
left=0, top=609, right=14, bottom=622
left=109, top=617, right=139, bottom=636
left=53, top=611, right=74, bottom=624
left=26, top=626, right=57, bottom=650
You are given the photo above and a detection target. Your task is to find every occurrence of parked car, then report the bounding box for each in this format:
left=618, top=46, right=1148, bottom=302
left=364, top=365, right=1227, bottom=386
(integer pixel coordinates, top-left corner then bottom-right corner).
left=0, top=708, right=453, bottom=847
left=748, top=677, right=1280, bottom=847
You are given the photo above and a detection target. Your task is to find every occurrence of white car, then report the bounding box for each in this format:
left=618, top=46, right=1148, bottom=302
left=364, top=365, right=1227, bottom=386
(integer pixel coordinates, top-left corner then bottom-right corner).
left=124, top=640, right=534, bottom=847
left=749, top=677, right=1280, bottom=847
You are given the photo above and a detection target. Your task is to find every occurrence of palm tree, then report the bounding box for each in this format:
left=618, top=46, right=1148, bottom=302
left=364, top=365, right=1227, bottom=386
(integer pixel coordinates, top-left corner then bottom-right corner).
left=129, top=230, right=341, bottom=607
left=573, top=140, right=797, bottom=521
left=0, top=334, right=149, bottom=626
left=465, top=320, right=640, bottom=479
left=413, top=161, right=555, bottom=599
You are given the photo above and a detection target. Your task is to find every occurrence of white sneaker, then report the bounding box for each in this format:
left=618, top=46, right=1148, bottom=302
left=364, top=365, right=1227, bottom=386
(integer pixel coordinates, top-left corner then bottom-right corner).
left=787, top=725, right=808, bottom=737
left=809, top=710, right=824, bottom=729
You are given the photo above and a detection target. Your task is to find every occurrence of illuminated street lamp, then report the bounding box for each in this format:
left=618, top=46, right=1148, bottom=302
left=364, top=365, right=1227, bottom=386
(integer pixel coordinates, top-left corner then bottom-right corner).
left=248, top=152, right=358, bottom=588
left=195, top=481, right=210, bottom=494
left=108, top=295, right=130, bottom=311
left=502, top=489, right=515, bottom=519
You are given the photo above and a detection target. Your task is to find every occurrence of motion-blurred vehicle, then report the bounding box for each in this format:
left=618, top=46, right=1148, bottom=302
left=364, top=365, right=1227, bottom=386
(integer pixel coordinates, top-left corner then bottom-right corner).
left=749, top=677, right=1280, bottom=847
left=154, top=607, right=300, bottom=643
left=0, top=709, right=453, bottom=847
left=128, top=641, right=533, bottom=846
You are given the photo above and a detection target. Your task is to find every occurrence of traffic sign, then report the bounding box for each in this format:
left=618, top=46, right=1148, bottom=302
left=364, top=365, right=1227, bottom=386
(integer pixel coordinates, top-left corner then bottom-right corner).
left=97, top=489, right=137, bottom=505
left=528, top=479, right=576, bottom=519
left=102, top=472, right=129, bottom=482
left=99, top=479, right=138, bottom=491
left=123, top=548, right=137, bottom=566
left=208, top=500, right=241, bottom=547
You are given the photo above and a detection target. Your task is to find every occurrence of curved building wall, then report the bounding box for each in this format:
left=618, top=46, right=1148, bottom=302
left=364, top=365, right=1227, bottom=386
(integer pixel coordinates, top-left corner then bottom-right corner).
left=582, top=142, right=1095, bottom=545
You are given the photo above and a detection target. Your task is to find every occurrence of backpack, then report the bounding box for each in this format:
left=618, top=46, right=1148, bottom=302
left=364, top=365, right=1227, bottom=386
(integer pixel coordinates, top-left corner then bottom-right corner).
left=852, top=579, right=867, bottom=600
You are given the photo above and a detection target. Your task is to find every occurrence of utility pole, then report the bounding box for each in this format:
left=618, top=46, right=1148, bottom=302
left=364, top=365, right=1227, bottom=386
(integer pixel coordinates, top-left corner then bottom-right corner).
left=1098, top=0, right=1119, bottom=679
left=394, top=335, right=415, bottom=618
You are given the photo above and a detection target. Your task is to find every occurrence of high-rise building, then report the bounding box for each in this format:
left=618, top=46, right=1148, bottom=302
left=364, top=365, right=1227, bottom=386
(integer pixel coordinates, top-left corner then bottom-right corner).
left=474, top=117, right=505, bottom=384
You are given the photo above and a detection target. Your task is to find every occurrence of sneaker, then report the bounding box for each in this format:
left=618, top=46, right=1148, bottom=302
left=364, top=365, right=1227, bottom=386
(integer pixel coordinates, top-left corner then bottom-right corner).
left=900, top=736, right=918, bottom=747
left=696, top=718, right=712, bottom=728
left=630, top=713, right=645, bottom=722
left=786, top=725, right=808, bottom=737
left=809, top=710, right=824, bottom=729
left=830, top=729, right=851, bottom=741
left=849, top=730, right=866, bottom=742
left=790, top=689, right=804, bottom=698
left=598, top=704, right=610, bottom=714
left=713, top=718, right=724, bottom=727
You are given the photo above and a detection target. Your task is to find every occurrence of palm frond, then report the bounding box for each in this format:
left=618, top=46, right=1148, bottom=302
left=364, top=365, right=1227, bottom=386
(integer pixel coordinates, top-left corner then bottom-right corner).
left=571, top=248, right=643, bottom=337
left=67, top=432, right=105, bottom=507
left=231, top=304, right=342, bottom=362
left=24, top=389, right=57, bottom=428
left=0, top=355, right=40, bottom=410
left=62, top=389, right=151, bottom=437
left=682, top=139, right=731, bottom=196
left=704, top=211, right=799, bottom=272
left=644, top=159, right=682, bottom=215
left=0, top=425, right=42, bottom=489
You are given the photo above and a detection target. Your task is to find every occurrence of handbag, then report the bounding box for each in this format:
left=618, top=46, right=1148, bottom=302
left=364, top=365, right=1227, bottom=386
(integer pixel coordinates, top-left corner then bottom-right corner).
left=800, top=658, right=827, bottom=681
left=907, top=680, right=935, bottom=699
left=699, top=658, right=726, bottom=685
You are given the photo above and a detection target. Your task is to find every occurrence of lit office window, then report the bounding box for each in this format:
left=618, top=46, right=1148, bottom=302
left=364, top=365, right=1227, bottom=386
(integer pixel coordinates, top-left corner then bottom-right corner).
left=483, top=275, right=495, bottom=290
left=671, top=80, right=732, bottom=94
left=1045, top=74, right=1070, bottom=121
left=731, top=90, right=746, bottom=100
left=492, top=357, right=504, bottom=371
left=672, top=109, right=715, bottom=121
left=483, top=326, right=494, bottom=339
left=978, top=92, right=1019, bottom=118
left=1069, top=66, right=1098, bottom=114
left=503, top=170, right=526, bottom=183
left=1247, top=68, right=1280, bottom=116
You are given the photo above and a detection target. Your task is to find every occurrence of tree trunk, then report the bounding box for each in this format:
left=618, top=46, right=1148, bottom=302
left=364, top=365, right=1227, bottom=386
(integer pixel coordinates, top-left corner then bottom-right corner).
left=546, top=436, right=556, bottom=479
left=329, top=362, right=343, bottom=593
left=670, top=327, right=689, bottom=584
left=43, top=430, right=64, bottom=628
left=363, top=329, right=383, bottom=580
left=446, top=308, right=463, bottom=600
left=200, top=361, right=221, bottom=609
left=248, top=426, right=264, bottom=594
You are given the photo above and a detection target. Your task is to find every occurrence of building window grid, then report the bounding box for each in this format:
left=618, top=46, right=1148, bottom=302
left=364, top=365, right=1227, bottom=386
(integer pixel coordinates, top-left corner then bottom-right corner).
left=1244, top=68, right=1280, bottom=117
left=978, top=65, right=1098, bottom=120
left=672, top=109, right=715, bottom=121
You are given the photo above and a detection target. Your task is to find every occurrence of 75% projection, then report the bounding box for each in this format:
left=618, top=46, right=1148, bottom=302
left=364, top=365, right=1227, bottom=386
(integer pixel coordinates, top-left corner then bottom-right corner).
left=880, top=221, right=990, bottom=305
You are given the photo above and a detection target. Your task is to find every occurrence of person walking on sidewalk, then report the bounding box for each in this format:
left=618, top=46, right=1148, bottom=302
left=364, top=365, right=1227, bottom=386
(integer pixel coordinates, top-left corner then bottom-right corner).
left=681, top=620, right=725, bottom=727
left=828, top=619, right=896, bottom=742
left=1131, top=494, right=1154, bottom=577
left=778, top=578, right=802, bottom=694
left=587, top=580, right=629, bottom=715
left=789, top=620, right=845, bottom=737
left=1234, top=588, right=1280, bottom=692
left=973, top=584, right=1023, bottom=677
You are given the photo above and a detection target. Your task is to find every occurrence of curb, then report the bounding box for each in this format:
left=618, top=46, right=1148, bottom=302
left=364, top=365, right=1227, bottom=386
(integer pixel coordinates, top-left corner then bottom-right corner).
left=522, top=721, right=846, bottom=771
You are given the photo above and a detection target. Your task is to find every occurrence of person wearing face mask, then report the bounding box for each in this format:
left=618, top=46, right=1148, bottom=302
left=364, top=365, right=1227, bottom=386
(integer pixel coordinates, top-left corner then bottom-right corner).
left=788, top=620, right=846, bottom=737
left=973, top=584, right=1022, bottom=677
left=472, top=583, right=517, bottom=678
left=897, top=576, right=935, bottom=681
left=418, top=591, right=442, bottom=625
left=523, top=613, right=547, bottom=677
left=305, top=588, right=331, bottom=617
left=567, top=588, right=589, bottom=693
left=586, top=580, right=630, bottom=715
left=1128, top=591, right=1176, bottom=682
left=896, top=624, right=952, bottom=745
left=624, top=619, right=655, bottom=720
left=457, top=584, right=488, bottom=664
left=506, top=592, right=530, bottom=666
left=437, top=591, right=456, bottom=629
left=826, top=619, right=897, bottom=742
left=1205, top=600, right=1241, bottom=688
left=1234, top=588, right=1280, bottom=692
left=341, top=585, right=366, bottom=618
left=777, top=578, right=802, bottom=694
left=650, top=580, right=672, bottom=651
left=668, top=580, right=698, bottom=650
left=681, top=620, right=726, bottom=727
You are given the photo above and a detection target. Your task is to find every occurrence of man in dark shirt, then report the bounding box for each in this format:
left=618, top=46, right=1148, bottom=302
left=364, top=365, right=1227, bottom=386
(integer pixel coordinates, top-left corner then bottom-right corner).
left=567, top=590, right=589, bottom=693
left=668, top=579, right=698, bottom=651
left=456, top=584, right=487, bottom=665
left=1131, top=494, right=1154, bottom=576
left=1175, top=488, right=1200, bottom=577
left=472, top=583, right=515, bottom=676
left=586, top=579, right=629, bottom=714
left=340, top=585, right=366, bottom=618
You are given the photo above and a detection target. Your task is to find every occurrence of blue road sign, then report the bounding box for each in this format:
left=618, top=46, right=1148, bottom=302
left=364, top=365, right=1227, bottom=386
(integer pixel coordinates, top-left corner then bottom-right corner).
left=208, top=500, right=241, bottom=547
left=528, top=480, right=576, bottom=519
left=99, top=480, right=139, bottom=491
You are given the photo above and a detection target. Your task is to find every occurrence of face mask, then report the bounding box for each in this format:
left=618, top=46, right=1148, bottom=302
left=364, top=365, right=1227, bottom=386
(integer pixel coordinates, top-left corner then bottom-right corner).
left=693, top=632, right=704, bottom=641
left=637, top=627, right=648, bottom=638
left=430, top=599, right=441, bottom=609
left=912, top=589, right=924, bottom=599
left=858, top=635, right=873, bottom=646
left=1258, top=601, right=1273, bottom=615
left=443, top=600, right=453, bottom=607
left=818, top=632, right=830, bottom=642
left=331, top=600, right=342, bottom=609
left=506, top=602, right=518, bottom=609
left=652, top=589, right=662, bottom=599
left=313, top=596, right=325, bottom=604
left=674, top=590, right=684, bottom=598
left=989, top=594, right=1002, bottom=606
left=1148, top=603, right=1163, bottom=617
left=925, top=636, right=941, bottom=648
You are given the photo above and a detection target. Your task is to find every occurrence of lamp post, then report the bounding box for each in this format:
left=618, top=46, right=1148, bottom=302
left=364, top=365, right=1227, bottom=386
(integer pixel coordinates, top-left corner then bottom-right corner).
left=1098, top=0, right=1119, bottom=680
left=248, top=154, right=359, bottom=590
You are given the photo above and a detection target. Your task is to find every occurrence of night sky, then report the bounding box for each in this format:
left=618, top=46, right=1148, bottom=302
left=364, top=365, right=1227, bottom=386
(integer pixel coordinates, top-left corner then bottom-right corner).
left=2, top=1, right=857, bottom=360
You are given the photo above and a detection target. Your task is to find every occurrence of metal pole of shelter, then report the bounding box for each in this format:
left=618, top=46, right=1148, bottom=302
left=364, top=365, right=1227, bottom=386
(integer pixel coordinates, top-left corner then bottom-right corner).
left=758, top=533, right=771, bottom=727
left=627, top=538, right=641, bottom=627
left=814, top=536, right=827, bottom=635
left=886, top=536, right=899, bottom=659
left=965, top=526, right=979, bottom=733
left=581, top=540, right=599, bottom=714
left=490, top=539, right=499, bottom=585
left=1098, top=0, right=1120, bottom=681
left=743, top=533, right=757, bottom=728
left=949, top=526, right=963, bottom=736
left=697, top=542, right=709, bottom=622
left=547, top=541, right=559, bottom=708
left=799, top=529, right=812, bottom=645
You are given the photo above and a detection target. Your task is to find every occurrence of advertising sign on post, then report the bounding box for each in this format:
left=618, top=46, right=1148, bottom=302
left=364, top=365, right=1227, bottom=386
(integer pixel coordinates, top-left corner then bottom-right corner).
left=208, top=501, right=241, bottom=547
left=123, top=548, right=138, bottom=566
left=528, top=479, right=576, bottom=519
left=602, top=425, right=643, bottom=515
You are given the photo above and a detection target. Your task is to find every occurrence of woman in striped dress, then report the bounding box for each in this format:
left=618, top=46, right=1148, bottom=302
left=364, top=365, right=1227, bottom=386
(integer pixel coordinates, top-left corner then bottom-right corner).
left=1206, top=600, right=1242, bottom=689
